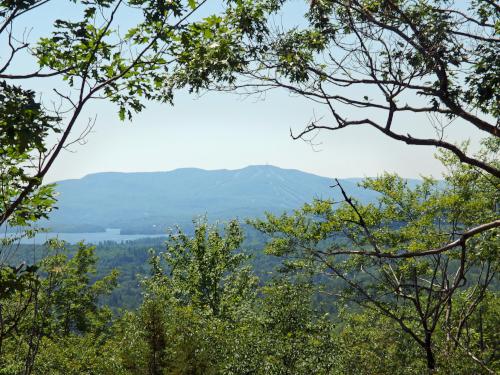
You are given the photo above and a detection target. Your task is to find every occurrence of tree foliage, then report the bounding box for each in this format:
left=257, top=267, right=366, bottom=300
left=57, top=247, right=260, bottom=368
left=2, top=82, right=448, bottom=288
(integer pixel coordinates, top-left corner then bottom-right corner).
left=251, top=140, right=499, bottom=371
left=0, top=240, right=118, bottom=374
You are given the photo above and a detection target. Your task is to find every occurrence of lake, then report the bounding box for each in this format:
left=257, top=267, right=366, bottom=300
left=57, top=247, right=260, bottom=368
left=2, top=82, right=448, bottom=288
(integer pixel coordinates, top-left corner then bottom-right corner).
left=16, top=229, right=167, bottom=244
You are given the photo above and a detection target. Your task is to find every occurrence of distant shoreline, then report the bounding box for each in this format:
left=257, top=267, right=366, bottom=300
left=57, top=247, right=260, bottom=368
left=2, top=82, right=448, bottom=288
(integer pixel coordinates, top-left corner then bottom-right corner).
left=15, top=231, right=168, bottom=245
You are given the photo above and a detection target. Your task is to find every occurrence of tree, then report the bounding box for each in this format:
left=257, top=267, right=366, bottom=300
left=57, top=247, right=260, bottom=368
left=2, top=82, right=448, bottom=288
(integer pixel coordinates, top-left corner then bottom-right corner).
left=251, top=140, right=499, bottom=372
left=333, top=293, right=499, bottom=374
left=0, top=240, right=118, bottom=374
left=158, top=218, right=256, bottom=318
left=119, top=219, right=258, bottom=374
left=256, top=278, right=339, bottom=375
left=335, top=309, right=428, bottom=374
left=0, top=82, right=59, bottom=238
left=119, top=219, right=340, bottom=375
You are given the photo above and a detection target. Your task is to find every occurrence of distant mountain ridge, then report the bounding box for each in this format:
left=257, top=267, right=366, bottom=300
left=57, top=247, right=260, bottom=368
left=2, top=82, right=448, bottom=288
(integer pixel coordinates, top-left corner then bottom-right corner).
left=46, top=165, right=385, bottom=234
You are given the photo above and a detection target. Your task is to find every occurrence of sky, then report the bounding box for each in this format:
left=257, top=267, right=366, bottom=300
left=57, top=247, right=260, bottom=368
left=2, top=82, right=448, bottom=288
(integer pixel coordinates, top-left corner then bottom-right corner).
left=7, top=0, right=486, bottom=183
left=44, top=89, right=460, bottom=182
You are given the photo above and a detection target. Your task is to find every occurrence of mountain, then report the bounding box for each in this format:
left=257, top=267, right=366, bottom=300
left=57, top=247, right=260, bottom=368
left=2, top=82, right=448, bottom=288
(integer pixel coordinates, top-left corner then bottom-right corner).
left=46, top=165, right=382, bottom=234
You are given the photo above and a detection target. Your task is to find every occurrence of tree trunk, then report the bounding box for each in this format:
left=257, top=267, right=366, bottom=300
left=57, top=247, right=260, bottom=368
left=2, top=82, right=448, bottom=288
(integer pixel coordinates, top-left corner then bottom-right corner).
left=425, top=333, right=436, bottom=372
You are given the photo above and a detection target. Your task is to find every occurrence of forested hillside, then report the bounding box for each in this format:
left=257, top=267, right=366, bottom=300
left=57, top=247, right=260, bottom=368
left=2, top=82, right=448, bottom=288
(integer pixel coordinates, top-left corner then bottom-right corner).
left=45, top=166, right=382, bottom=234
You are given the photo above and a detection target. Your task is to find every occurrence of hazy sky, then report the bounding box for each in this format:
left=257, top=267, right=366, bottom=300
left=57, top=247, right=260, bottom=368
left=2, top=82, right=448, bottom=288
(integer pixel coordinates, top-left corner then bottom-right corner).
left=44, top=88, right=483, bottom=183
left=11, top=0, right=485, bottom=183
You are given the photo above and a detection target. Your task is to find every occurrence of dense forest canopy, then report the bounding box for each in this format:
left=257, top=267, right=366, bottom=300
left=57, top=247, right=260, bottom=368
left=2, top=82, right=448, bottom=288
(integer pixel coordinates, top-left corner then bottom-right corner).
left=0, top=0, right=498, bottom=374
